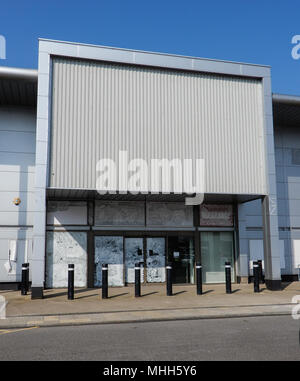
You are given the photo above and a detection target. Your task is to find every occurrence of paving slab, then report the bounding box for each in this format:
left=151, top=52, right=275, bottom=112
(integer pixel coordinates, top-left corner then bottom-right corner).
left=0, top=283, right=299, bottom=328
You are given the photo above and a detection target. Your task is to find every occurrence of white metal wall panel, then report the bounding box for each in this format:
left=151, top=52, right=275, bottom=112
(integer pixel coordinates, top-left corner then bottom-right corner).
left=0, top=107, right=35, bottom=282
left=0, top=232, right=33, bottom=282
left=0, top=107, right=36, bottom=226
left=50, top=57, right=266, bottom=195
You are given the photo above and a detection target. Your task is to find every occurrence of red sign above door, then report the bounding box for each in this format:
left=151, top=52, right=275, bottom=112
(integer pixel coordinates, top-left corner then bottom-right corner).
left=200, top=205, right=233, bottom=227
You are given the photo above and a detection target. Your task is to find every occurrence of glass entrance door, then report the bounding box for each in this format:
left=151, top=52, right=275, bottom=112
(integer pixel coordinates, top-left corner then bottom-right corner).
left=146, top=237, right=166, bottom=283
left=167, top=235, right=195, bottom=284
left=124, top=237, right=166, bottom=283
left=124, top=237, right=144, bottom=284
left=200, top=232, right=235, bottom=283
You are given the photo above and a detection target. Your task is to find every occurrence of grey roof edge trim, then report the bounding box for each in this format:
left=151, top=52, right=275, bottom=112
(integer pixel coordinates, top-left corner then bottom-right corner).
left=39, top=38, right=271, bottom=79
left=0, top=66, right=38, bottom=81
left=272, top=93, right=300, bottom=106
left=39, top=38, right=271, bottom=68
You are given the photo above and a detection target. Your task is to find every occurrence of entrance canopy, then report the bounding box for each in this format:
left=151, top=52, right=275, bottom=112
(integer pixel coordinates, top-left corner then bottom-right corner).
left=273, top=93, right=300, bottom=127
left=46, top=189, right=262, bottom=204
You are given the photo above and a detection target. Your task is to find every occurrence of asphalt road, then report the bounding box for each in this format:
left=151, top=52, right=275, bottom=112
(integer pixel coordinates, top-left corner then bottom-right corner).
left=0, top=315, right=299, bottom=361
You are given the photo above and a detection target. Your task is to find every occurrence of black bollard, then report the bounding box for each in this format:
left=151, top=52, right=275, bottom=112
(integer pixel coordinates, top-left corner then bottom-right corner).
left=25, top=263, right=30, bottom=292
left=253, top=261, right=260, bottom=293
left=21, top=263, right=27, bottom=295
left=225, top=261, right=232, bottom=294
left=68, top=264, right=74, bottom=300
left=102, top=263, right=108, bottom=299
left=135, top=262, right=141, bottom=297
left=196, top=262, right=202, bottom=295
left=257, top=260, right=264, bottom=284
left=166, top=262, right=172, bottom=296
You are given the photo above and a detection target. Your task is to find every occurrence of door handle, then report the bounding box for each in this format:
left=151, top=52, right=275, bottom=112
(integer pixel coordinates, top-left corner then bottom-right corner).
left=149, top=250, right=158, bottom=256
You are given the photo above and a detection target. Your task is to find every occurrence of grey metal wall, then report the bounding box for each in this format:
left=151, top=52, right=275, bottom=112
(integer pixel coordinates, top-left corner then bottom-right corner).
left=275, top=125, right=300, bottom=275
left=239, top=124, right=300, bottom=276
left=0, top=106, right=36, bottom=282
left=50, top=57, right=266, bottom=195
left=0, top=107, right=36, bottom=225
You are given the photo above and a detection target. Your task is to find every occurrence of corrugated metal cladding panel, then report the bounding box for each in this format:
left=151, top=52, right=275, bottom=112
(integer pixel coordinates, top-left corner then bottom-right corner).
left=50, top=57, right=266, bottom=195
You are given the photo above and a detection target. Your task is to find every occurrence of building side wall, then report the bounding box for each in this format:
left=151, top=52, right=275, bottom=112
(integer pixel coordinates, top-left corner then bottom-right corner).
left=239, top=125, right=300, bottom=277
left=0, top=106, right=36, bottom=282
left=275, top=125, right=300, bottom=275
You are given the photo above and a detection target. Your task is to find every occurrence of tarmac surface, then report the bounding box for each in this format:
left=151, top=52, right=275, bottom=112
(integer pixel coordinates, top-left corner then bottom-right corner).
left=0, top=315, right=299, bottom=361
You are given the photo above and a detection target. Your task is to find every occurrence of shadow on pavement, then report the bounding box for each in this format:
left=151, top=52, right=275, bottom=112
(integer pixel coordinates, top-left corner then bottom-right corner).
left=75, top=294, right=99, bottom=300
left=108, top=293, right=129, bottom=299
left=172, top=291, right=187, bottom=296
left=141, top=292, right=158, bottom=297
left=44, top=288, right=93, bottom=299
left=202, top=290, right=214, bottom=295
left=231, top=289, right=241, bottom=294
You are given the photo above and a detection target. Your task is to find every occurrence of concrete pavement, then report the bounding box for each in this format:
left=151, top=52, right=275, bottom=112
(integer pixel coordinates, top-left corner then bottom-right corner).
left=0, top=282, right=299, bottom=328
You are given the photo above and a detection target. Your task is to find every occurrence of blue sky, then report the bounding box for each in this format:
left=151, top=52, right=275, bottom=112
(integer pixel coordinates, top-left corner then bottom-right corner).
left=1, top=0, right=300, bottom=95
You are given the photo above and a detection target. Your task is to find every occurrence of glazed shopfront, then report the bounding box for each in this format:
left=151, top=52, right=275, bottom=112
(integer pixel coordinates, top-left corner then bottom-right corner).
left=46, top=200, right=236, bottom=288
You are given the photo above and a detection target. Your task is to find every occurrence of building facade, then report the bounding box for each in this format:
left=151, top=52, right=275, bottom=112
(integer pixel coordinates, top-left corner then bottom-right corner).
left=0, top=39, right=299, bottom=298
